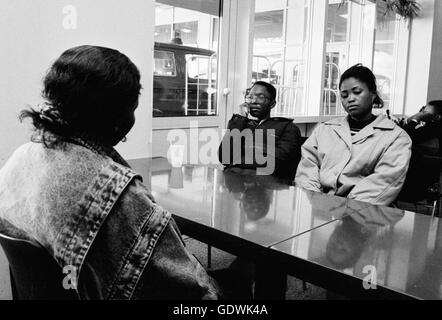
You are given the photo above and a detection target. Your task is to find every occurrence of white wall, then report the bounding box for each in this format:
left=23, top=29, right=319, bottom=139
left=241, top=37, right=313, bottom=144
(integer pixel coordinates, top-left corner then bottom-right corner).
left=0, top=0, right=155, bottom=299
left=0, top=0, right=154, bottom=166
left=404, top=0, right=437, bottom=115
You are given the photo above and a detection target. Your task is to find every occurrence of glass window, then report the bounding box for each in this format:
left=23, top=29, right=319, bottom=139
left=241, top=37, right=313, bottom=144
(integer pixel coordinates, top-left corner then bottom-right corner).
left=252, top=0, right=311, bottom=117
left=186, top=54, right=217, bottom=115
left=252, top=10, right=284, bottom=85
left=248, top=0, right=408, bottom=118
left=248, top=0, right=407, bottom=118
left=323, top=0, right=352, bottom=116
left=323, top=52, right=342, bottom=115
left=373, top=2, right=397, bottom=110
left=153, top=0, right=220, bottom=117
left=322, top=0, right=378, bottom=116
left=326, top=1, right=348, bottom=43
left=154, top=51, right=177, bottom=77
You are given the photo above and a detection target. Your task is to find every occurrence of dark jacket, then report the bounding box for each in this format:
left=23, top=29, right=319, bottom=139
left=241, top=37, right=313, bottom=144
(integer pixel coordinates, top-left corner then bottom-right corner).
left=398, top=118, right=442, bottom=156
left=395, top=118, right=442, bottom=201
left=0, top=137, right=220, bottom=299
left=218, top=114, right=302, bottom=181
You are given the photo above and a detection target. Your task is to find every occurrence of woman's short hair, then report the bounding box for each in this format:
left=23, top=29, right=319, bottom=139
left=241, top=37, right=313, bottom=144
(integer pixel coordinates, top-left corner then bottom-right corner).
left=21, top=45, right=141, bottom=145
left=339, top=64, right=383, bottom=108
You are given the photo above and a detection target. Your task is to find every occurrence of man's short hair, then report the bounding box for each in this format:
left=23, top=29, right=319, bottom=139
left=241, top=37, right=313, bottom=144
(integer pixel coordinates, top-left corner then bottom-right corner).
left=252, top=81, right=277, bottom=102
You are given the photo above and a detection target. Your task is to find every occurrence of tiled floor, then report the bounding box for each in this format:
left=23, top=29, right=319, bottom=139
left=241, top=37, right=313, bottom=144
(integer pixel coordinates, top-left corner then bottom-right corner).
left=185, top=238, right=327, bottom=300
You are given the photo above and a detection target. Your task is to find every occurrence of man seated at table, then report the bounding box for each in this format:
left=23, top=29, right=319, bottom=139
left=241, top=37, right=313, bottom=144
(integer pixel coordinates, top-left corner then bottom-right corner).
left=218, top=81, right=302, bottom=181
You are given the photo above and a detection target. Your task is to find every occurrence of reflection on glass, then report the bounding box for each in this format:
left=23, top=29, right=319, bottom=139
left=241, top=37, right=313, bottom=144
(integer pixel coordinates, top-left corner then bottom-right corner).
left=167, top=144, right=185, bottom=167
left=253, top=9, right=284, bottom=85
left=323, top=52, right=342, bottom=115
left=252, top=0, right=310, bottom=117
left=325, top=202, right=404, bottom=270
left=373, top=2, right=397, bottom=110
left=322, top=0, right=350, bottom=116
left=153, top=1, right=220, bottom=117
left=224, top=171, right=276, bottom=221
left=326, top=1, right=348, bottom=43
left=154, top=51, right=177, bottom=77
left=183, top=165, right=194, bottom=182
left=271, top=202, right=442, bottom=299
left=325, top=216, right=372, bottom=269
left=375, top=2, right=396, bottom=41
left=322, top=0, right=378, bottom=116
left=150, top=158, right=345, bottom=247
left=168, top=167, right=184, bottom=189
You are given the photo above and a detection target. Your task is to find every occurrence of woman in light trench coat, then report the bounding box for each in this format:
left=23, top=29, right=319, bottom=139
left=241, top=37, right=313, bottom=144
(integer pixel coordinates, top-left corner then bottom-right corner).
left=295, top=64, right=412, bottom=206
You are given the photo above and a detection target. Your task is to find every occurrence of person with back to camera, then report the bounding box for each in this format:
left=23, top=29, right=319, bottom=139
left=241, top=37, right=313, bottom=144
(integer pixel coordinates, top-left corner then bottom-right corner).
left=0, top=45, right=249, bottom=299
left=218, top=81, right=302, bottom=182
left=295, top=64, right=412, bottom=206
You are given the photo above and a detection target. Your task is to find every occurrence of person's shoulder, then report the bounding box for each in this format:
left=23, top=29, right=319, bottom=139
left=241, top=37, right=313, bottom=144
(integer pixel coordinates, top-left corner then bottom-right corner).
left=323, top=116, right=346, bottom=126
left=9, top=142, right=35, bottom=158
left=268, top=117, right=301, bottom=133
left=114, top=176, right=171, bottom=228
left=227, top=114, right=249, bottom=129
left=269, top=116, right=294, bottom=122
left=267, top=117, right=298, bottom=128
left=379, top=117, right=413, bottom=145
left=230, top=114, right=248, bottom=121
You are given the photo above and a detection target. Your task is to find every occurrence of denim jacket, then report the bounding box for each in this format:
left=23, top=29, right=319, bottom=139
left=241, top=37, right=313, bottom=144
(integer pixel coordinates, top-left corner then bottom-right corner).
left=0, top=137, right=220, bottom=299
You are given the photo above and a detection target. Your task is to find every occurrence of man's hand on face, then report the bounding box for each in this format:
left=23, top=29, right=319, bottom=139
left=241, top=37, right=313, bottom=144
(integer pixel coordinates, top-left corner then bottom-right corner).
left=239, top=102, right=250, bottom=117
left=239, top=102, right=259, bottom=120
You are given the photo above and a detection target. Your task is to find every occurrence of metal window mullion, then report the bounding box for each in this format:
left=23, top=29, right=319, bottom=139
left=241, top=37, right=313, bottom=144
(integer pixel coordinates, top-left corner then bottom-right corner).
left=281, top=0, right=289, bottom=90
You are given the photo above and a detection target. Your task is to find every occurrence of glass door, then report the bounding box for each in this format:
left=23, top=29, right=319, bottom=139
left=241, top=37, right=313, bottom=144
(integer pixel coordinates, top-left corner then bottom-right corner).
left=152, top=0, right=226, bottom=160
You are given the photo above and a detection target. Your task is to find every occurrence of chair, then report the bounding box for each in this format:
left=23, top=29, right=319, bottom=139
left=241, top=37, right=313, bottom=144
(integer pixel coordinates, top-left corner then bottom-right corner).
left=0, top=233, right=78, bottom=300
left=396, top=153, right=442, bottom=217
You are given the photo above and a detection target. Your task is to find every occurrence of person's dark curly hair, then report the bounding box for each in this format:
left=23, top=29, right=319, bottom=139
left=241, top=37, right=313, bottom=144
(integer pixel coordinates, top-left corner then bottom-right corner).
left=20, top=45, right=141, bottom=146
left=339, top=63, right=384, bottom=108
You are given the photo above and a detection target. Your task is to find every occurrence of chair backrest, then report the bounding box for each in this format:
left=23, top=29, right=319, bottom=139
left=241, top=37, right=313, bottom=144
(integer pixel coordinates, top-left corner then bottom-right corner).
left=397, top=152, right=442, bottom=202
left=0, top=233, right=78, bottom=300
left=300, top=136, right=308, bottom=145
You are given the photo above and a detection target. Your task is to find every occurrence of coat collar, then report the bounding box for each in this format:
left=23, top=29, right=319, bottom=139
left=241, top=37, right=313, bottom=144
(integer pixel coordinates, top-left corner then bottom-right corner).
left=324, top=114, right=395, bottom=148
left=325, top=114, right=394, bottom=129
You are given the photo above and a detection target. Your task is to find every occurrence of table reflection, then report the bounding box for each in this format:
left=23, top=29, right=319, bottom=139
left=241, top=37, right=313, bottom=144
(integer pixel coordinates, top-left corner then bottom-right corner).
left=141, top=157, right=442, bottom=299
left=272, top=201, right=442, bottom=299
left=322, top=201, right=404, bottom=270
left=149, top=158, right=354, bottom=246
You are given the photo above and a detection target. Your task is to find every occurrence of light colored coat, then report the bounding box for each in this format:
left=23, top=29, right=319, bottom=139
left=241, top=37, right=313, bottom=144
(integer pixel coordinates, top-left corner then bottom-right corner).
left=295, top=115, right=412, bottom=206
